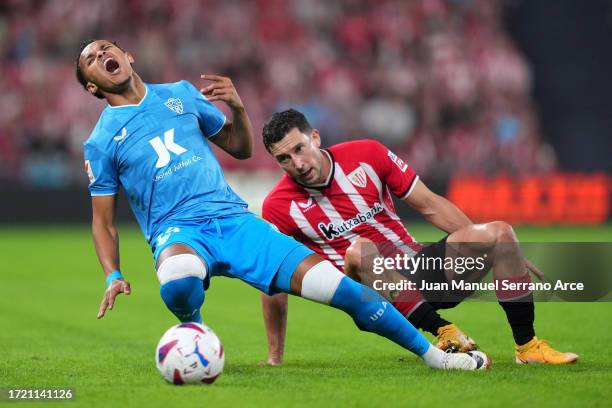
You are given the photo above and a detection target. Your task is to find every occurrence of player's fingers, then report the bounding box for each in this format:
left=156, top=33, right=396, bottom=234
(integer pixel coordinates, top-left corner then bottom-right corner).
left=526, top=259, right=544, bottom=280
left=108, top=290, right=118, bottom=310
left=208, top=94, right=233, bottom=102
left=97, top=295, right=109, bottom=319
left=210, top=87, right=232, bottom=96
left=207, top=91, right=232, bottom=101
left=202, top=75, right=233, bottom=91
left=532, top=266, right=544, bottom=281
left=203, top=89, right=218, bottom=98
left=266, top=358, right=282, bottom=366
left=201, top=74, right=225, bottom=82
left=123, top=281, right=131, bottom=295
left=258, top=359, right=282, bottom=367
left=200, top=83, right=223, bottom=94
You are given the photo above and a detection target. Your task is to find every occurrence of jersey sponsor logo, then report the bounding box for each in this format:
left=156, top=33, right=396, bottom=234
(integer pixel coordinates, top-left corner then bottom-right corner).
left=387, top=150, right=408, bottom=172
left=149, top=128, right=188, bottom=168
left=84, top=160, right=95, bottom=184
left=164, top=97, right=184, bottom=114
left=156, top=226, right=181, bottom=246
left=347, top=166, right=367, bottom=188
left=317, top=202, right=383, bottom=240
left=113, top=127, right=129, bottom=143
left=297, top=197, right=314, bottom=210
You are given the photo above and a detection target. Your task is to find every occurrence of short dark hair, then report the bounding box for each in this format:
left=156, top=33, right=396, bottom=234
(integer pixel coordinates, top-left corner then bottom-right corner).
left=75, top=39, right=122, bottom=99
left=262, top=109, right=312, bottom=152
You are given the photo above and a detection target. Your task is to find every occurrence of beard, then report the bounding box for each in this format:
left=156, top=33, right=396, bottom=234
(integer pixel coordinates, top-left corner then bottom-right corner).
left=98, top=74, right=133, bottom=95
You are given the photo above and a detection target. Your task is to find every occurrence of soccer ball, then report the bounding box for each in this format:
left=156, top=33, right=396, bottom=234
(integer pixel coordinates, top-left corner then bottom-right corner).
left=467, top=350, right=491, bottom=370
left=156, top=322, right=225, bottom=385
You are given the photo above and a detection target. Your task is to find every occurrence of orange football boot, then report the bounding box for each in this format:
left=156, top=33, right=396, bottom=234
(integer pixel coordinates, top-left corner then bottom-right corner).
left=515, top=337, right=578, bottom=364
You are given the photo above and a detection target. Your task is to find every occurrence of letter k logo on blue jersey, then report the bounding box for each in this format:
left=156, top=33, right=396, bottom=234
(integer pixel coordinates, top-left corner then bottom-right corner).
left=149, top=128, right=187, bottom=168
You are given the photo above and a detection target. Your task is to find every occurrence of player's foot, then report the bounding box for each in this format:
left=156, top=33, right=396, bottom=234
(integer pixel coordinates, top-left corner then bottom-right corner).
left=440, top=351, right=490, bottom=370
left=515, top=337, right=578, bottom=365
left=436, top=324, right=478, bottom=352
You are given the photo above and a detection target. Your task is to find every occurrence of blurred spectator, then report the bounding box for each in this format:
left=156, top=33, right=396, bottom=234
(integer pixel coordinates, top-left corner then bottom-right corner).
left=0, top=0, right=556, bottom=186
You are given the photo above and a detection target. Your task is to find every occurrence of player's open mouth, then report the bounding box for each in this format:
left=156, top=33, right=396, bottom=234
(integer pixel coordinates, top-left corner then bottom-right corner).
left=104, top=57, right=120, bottom=74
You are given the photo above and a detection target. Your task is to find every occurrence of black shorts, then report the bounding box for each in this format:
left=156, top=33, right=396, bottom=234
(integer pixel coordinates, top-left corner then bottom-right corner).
left=408, top=236, right=466, bottom=310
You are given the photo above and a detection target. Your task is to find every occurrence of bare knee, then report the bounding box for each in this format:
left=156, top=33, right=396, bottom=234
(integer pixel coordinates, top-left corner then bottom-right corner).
left=345, top=238, right=372, bottom=280
left=467, top=221, right=517, bottom=245
left=487, top=221, right=517, bottom=243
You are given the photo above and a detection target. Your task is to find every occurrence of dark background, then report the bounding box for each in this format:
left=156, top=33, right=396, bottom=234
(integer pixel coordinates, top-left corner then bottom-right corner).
left=504, top=0, right=612, bottom=173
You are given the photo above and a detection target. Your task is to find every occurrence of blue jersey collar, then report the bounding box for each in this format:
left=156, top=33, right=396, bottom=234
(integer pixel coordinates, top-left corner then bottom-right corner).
left=107, top=83, right=149, bottom=109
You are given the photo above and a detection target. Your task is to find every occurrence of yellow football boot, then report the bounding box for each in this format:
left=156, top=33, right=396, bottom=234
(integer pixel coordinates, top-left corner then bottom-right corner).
left=515, top=337, right=578, bottom=364
left=436, top=324, right=478, bottom=352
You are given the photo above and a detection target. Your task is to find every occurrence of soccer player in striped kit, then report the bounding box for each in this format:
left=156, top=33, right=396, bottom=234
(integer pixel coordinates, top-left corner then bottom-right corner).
left=261, top=109, right=577, bottom=366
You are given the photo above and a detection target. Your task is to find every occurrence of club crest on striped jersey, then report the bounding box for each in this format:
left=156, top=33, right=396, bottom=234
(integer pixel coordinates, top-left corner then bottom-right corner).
left=164, top=98, right=184, bottom=114
left=387, top=150, right=408, bottom=172
left=347, top=166, right=368, bottom=188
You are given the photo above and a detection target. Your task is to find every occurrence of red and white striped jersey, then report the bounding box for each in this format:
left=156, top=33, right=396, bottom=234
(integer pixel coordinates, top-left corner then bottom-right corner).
left=262, top=139, right=423, bottom=270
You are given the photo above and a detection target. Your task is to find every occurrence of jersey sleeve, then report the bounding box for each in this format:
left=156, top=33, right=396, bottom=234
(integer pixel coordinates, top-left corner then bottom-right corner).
left=83, top=141, right=119, bottom=196
left=181, top=80, right=226, bottom=138
left=369, top=140, right=418, bottom=199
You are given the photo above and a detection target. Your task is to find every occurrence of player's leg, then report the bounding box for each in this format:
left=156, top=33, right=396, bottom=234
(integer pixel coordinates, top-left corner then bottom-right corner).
left=344, top=237, right=476, bottom=352
left=219, top=213, right=485, bottom=369
left=156, top=244, right=208, bottom=323
left=280, top=252, right=483, bottom=370
left=446, top=221, right=578, bottom=364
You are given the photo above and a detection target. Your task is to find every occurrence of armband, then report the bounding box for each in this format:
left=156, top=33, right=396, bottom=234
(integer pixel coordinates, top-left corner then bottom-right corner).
left=106, top=270, right=123, bottom=287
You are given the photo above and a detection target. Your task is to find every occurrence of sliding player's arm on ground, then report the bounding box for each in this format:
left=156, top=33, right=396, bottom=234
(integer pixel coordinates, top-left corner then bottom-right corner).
left=91, top=195, right=131, bottom=319
left=261, top=292, right=288, bottom=365
left=404, top=180, right=472, bottom=234
left=199, top=74, right=254, bottom=159
left=260, top=200, right=299, bottom=365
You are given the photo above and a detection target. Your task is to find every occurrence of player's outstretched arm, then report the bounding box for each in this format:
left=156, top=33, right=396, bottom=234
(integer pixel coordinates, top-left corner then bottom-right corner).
left=261, top=293, right=288, bottom=365
left=201, top=74, right=254, bottom=160
left=405, top=179, right=544, bottom=280
left=404, top=179, right=472, bottom=234
left=91, top=195, right=131, bottom=319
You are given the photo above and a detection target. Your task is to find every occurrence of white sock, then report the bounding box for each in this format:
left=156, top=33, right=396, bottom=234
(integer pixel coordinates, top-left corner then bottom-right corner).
left=420, top=344, right=445, bottom=368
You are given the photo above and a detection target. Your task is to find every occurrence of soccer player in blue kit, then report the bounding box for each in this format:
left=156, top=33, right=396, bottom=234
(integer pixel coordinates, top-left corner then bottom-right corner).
left=77, top=39, right=489, bottom=370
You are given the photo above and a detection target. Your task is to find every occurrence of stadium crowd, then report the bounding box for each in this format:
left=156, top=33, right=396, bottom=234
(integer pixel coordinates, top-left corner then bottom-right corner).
left=0, top=0, right=557, bottom=188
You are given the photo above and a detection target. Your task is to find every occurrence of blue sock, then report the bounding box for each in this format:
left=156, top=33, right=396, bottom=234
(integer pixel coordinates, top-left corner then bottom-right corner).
left=160, top=276, right=204, bottom=323
left=330, top=276, right=430, bottom=356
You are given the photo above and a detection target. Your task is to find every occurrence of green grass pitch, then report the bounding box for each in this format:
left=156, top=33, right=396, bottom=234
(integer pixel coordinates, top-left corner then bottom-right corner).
left=1, top=223, right=611, bottom=407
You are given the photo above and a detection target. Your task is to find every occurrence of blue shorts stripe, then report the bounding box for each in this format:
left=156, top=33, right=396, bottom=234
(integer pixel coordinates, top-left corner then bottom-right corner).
left=272, top=245, right=315, bottom=293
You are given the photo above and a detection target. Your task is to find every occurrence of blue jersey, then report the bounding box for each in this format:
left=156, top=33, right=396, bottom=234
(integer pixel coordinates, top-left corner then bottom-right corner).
left=83, top=81, right=248, bottom=244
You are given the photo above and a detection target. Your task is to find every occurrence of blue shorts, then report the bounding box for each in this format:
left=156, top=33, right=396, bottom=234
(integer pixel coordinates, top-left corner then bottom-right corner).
left=151, top=212, right=314, bottom=294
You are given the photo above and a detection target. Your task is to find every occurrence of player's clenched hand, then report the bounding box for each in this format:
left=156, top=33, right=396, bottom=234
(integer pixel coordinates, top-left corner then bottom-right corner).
left=525, top=258, right=544, bottom=281
left=200, top=74, right=244, bottom=110
left=97, top=279, right=131, bottom=319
